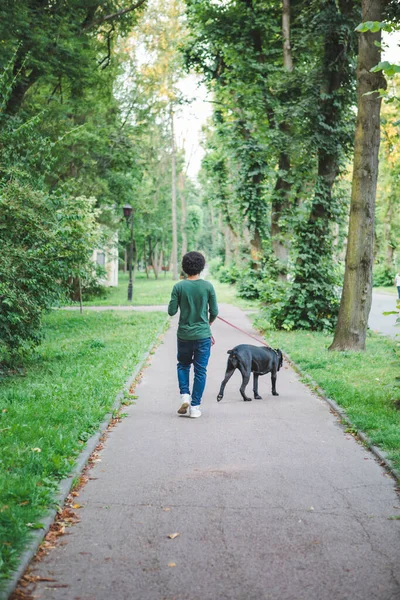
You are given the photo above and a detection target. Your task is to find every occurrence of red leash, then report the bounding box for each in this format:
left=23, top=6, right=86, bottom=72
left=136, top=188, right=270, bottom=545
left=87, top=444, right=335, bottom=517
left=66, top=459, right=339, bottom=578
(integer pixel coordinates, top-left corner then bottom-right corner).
left=216, top=315, right=271, bottom=348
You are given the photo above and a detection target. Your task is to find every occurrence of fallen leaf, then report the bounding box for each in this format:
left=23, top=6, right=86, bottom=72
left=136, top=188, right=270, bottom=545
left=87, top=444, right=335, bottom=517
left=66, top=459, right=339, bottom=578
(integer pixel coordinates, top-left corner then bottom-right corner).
left=168, top=562, right=176, bottom=567
left=72, top=504, right=82, bottom=509
left=162, top=507, right=171, bottom=512
left=168, top=533, right=180, bottom=539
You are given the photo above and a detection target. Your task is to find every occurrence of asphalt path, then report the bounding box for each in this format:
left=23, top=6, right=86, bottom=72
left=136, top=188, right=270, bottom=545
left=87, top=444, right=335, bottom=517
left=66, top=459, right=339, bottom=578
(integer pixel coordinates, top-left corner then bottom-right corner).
left=23, top=304, right=400, bottom=600
left=368, top=292, right=399, bottom=338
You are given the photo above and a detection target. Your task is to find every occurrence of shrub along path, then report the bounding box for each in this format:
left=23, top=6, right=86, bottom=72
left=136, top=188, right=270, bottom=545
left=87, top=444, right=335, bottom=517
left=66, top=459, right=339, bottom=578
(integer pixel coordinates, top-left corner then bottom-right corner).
left=14, top=304, right=400, bottom=600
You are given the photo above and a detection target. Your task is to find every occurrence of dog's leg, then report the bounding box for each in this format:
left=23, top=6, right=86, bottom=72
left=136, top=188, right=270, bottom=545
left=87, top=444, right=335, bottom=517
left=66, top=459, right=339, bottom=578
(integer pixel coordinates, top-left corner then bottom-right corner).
left=253, top=374, right=262, bottom=399
left=271, top=368, right=279, bottom=396
left=217, top=364, right=236, bottom=402
left=238, top=366, right=252, bottom=401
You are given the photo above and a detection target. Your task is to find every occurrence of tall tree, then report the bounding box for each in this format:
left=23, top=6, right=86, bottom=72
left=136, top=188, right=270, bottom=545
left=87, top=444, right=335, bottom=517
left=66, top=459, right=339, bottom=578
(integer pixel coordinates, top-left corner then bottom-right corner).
left=329, top=0, right=387, bottom=351
left=271, top=0, right=294, bottom=281
left=271, top=0, right=360, bottom=331
left=170, top=106, right=179, bottom=279
left=0, top=1, right=145, bottom=116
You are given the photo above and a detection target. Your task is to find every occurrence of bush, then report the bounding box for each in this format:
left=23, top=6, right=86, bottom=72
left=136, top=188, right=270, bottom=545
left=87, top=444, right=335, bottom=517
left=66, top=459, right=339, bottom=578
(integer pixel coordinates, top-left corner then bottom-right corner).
left=236, top=269, right=262, bottom=300
left=269, top=280, right=340, bottom=331
left=218, top=264, right=240, bottom=284
left=0, top=183, right=65, bottom=359
left=258, top=278, right=288, bottom=306
left=207, top=257, right=223, bottom=277
left=373, top=264, right=395, bottom=287
left=0, top=183, right=101, bottom=360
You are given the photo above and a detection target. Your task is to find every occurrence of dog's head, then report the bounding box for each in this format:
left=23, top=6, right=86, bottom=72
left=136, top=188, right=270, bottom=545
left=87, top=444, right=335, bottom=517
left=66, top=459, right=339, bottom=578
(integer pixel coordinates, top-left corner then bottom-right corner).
left=275, top=349, right=283, bottom=371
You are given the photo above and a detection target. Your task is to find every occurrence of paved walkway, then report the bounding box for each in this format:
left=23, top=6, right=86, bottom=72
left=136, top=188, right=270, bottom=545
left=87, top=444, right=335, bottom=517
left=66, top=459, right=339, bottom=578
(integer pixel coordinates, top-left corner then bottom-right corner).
left=369, top=292, right=399, bottom=338
left=24, top=305, right=400, bottom=600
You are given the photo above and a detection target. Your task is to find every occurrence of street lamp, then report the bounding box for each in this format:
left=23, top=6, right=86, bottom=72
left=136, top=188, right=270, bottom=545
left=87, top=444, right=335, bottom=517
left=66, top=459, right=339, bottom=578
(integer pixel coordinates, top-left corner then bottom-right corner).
left=123, top=204, right=134, bottom=302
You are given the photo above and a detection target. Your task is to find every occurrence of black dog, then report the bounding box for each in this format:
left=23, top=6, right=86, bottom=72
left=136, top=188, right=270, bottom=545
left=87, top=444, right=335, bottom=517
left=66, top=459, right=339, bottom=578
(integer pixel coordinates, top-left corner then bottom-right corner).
left=217, top=344, right=283, bottom=402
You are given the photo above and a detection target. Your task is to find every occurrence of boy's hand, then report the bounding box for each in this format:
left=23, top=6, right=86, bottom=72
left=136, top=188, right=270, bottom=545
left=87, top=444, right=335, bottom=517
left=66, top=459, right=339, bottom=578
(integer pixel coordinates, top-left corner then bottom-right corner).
left=211, top=336, right=215, bottom=346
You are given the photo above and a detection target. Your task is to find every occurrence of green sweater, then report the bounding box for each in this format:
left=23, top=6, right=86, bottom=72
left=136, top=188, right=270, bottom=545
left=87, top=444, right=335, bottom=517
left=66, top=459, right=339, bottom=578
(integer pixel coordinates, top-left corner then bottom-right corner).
left=168, top=279, right=218, bottom=340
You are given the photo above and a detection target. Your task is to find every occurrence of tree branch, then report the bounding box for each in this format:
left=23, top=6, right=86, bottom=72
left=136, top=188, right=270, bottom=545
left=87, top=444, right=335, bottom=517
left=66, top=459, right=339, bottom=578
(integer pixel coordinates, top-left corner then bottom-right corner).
left=83, top=0, right=147, bottom=30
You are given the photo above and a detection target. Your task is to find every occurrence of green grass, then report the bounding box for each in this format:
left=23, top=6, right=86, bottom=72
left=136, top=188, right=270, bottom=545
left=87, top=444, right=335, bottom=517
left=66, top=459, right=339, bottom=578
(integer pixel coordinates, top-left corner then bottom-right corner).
left=373, top=286, right=397, bottom=296
left=0, top=309, right=167, bottom=586
left=80, top=271, right=258, bottom=310
left=254, top=315, right=400, bottom=475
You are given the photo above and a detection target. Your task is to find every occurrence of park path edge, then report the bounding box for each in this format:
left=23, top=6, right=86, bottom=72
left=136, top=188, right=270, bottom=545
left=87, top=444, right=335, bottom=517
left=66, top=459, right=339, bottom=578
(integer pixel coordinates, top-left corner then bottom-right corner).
left=282, top=349, right=400, bottom=484
left=1, top=317, right=170, bottom=600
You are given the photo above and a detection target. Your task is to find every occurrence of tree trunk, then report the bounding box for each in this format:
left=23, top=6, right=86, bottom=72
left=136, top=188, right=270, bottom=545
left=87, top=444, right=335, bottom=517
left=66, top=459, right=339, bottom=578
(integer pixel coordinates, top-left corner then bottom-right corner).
left=282, top=0, right=293, bottom=71
left=209, top=202, right=217, bottom=253
left=170, top=106, right=178, bottom=280
left=224, top=225, right=234, bottom=267
left=271, top=149, right=291, bottom=281
left=270, top=0, right=294, bottom=280
left=144, top=241, right=150, bottom=279
left=149, top=237, right=159, bottom=279
left=5, top=46, right=40, bottom=116
left=178, top=171, right=187, bottom=257
left=384, top=196, right=394, bottom=269
left=250, top=228, right=262, bottom=264
left=78, top=276, right=83, bottom=315
left=329, top=0, right=386, bottom=351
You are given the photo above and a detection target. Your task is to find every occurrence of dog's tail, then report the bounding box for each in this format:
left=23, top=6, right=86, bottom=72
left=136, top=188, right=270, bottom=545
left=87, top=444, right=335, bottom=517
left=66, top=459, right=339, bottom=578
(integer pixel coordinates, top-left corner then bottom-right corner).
left=227, top=348, right=241, bottom=368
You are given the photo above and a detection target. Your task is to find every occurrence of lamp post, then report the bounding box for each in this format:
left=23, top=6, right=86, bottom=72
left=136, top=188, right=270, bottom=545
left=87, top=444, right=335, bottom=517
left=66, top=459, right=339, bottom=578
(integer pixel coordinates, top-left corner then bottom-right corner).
left=123, top=204, right=134, bottom=302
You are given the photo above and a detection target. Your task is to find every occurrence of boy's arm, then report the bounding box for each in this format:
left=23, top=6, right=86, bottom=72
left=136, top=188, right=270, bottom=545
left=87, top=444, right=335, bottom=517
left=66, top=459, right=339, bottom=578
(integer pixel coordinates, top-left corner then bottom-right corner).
left=208, top=285, right=219, bottom=324
left=168, top=285, right=179, bottom=316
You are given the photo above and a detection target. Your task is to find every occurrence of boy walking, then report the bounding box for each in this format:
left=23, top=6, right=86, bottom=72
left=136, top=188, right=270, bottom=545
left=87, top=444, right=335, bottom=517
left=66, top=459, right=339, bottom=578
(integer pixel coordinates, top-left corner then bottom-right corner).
left=168, top=251, right=218, bottom=418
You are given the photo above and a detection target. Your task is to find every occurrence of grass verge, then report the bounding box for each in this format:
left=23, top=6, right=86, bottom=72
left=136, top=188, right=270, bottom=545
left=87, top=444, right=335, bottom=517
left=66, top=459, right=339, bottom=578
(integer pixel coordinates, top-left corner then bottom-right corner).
left=80, top=271, right=258, bottom=310
left=0, top=309, right=168, bottom=587
left=373, top=286, right=397, bottom=296
left=254, top=315, right=400, bottom=476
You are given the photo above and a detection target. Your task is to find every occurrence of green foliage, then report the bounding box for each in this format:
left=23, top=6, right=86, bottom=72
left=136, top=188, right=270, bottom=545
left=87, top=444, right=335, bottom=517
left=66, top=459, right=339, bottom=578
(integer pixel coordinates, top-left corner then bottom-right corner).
left=373, top=264, right=396, bottom=287
left=0, top=183, right=65, bottom=357
left=355, top=21, right=399, bottom=34
left=236, top=268, right=263, bottom=300
left=187, top=0, right=359, bottom=331
left=215, top=264, right=240, bottom=285
left=207, top=257, right=223, bottom=278
left=0, top=183, right=102, bottom=358
left=186, top=204, right=204, bottom=248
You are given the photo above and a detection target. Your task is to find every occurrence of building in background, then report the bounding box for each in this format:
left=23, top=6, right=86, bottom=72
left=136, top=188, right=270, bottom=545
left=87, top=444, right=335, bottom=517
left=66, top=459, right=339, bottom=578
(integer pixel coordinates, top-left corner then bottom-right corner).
left=92, top=231, right=119, bottom=287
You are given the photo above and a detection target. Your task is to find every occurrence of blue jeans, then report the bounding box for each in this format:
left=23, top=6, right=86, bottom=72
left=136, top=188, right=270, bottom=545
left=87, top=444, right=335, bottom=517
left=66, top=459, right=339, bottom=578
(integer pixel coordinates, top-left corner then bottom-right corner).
left=177, top=338, right=211, bottom=406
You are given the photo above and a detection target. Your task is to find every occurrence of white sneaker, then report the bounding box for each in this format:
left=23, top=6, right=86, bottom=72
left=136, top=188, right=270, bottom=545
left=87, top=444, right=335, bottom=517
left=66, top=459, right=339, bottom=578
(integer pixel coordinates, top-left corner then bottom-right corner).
left=177, top=394, right=191, bottom=415
left=189, top=405, right=201, bottom=418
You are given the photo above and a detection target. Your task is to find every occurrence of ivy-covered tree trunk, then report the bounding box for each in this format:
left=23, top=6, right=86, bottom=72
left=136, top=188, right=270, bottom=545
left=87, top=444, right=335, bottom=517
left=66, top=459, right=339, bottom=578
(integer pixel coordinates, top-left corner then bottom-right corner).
left=271, top=148, right=291, bottom=281
left=271, top=0, right=293, bottom=281
left=329, top=0, right=386, bottom=351
left=272, top=0, right=358, bottom=331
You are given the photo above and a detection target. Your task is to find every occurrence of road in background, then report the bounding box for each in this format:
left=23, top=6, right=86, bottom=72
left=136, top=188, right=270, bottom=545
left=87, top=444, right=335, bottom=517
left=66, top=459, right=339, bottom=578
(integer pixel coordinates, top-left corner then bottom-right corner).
left=369, top=292, right=399, bottom=338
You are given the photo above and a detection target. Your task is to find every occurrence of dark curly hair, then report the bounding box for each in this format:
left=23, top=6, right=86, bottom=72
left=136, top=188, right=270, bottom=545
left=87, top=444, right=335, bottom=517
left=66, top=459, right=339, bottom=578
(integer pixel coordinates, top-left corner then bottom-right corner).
left=181, top=251, right=205, bottom=276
